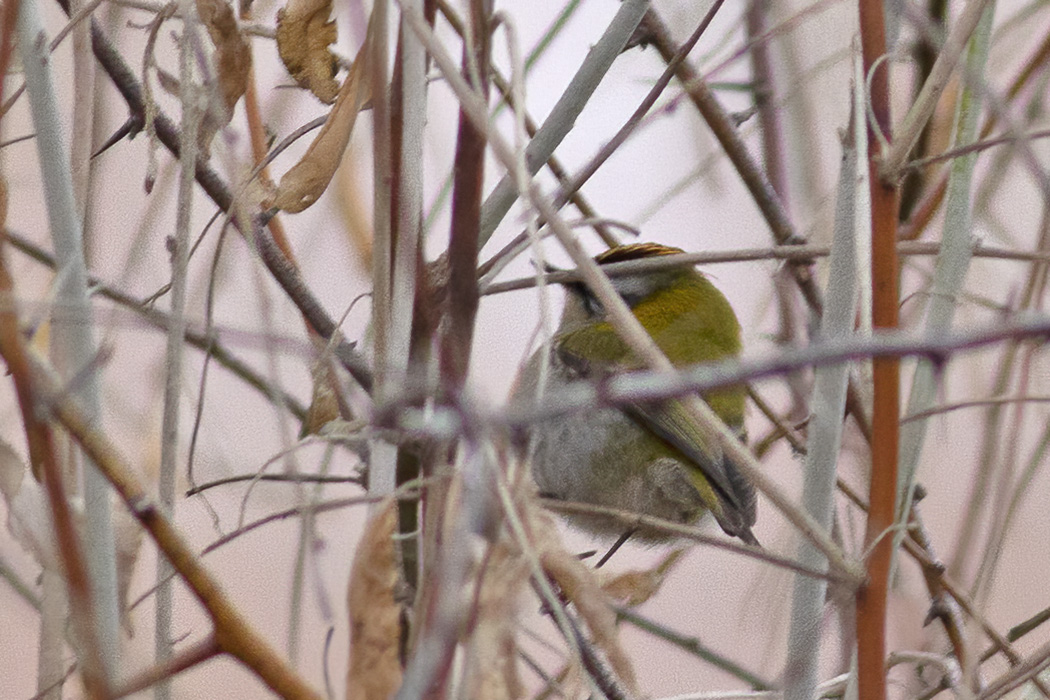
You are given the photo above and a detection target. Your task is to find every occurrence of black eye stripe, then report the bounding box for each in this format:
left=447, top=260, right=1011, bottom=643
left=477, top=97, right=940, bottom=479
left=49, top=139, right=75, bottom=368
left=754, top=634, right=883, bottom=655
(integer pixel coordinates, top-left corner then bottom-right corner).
left=567, top=278, right=649, bottom=316
left=583, top=293, right=603, bottom=316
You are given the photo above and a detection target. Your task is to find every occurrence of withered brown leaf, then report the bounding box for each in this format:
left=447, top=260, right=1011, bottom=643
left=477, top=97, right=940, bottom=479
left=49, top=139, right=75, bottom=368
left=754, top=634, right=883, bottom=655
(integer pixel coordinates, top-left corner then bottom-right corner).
left=600, top=548, right=685, bottom=607
left=197, top=0, right=251, bottom=114
left=466, top=542, right=528, bottom=700
left=196, top=0, right=251, bottom=148
left=269, top=19, right=372, bottom=213
left=532, top=509, right=639, bottom=696
left=346, top=500, right=403, bottom=700
left=275, top=0, right=339, bottom=104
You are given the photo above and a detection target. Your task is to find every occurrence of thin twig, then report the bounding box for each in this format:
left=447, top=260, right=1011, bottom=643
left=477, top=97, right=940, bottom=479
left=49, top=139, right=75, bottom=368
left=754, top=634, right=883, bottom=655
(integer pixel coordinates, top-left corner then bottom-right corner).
left=28, top=354, right=325, bottom=700
left=54, top=0, right=373, bottom=390
left=186, top=471, right=364, bottom=496
left=155, top=0, right=204, bottom=688
left=399, top=0, right=861, bottom=583
left=2, top=230, right=308, bottom=419
left=899, top=26, right=1050, bottom=241
left=638, top=7, right=823, bottom=314
left=482, top=240, right=1050, bottom=296
left=109, top=636, right=220, bottom=700
left=17, top=0, right=121, bottom=680
left=477, top=0, right=650, bottom=245
left=543, top=0, right=727, bottom=221
left=617, top=607, right=772, bottom=690
left=879, top=0, right=997, bottom=180
left=541, top=500, right=850, bottom=584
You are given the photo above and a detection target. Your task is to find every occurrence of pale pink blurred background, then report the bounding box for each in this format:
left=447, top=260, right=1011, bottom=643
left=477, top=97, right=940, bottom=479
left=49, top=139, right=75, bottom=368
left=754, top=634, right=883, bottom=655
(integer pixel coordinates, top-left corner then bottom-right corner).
left=3, top=0, right=1050, bottom=697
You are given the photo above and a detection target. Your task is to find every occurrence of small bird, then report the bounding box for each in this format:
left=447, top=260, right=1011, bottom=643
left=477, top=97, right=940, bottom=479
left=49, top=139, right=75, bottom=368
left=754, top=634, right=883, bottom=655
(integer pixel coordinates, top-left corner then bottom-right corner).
left=513, top=243, right=757, bottom=546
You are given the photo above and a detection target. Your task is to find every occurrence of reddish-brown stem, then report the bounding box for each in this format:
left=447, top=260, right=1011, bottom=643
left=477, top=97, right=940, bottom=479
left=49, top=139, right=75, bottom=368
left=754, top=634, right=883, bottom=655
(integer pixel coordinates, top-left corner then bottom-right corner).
left=899, top=23, right=1050, bottom=241
left=236, top=26, right=299, bottom=266
left=0, top=0, right=20, bottom=113
left=441, top=0, right=490, bottom=388
left=640, top=8, right=822, bottom=314
left=109, top=636, right=221, bottom=699
left=38, top=370, right=323, bottom=699
left=858, top=2, right=899, bottom=700
left=0, top=247, right=109, bottom=698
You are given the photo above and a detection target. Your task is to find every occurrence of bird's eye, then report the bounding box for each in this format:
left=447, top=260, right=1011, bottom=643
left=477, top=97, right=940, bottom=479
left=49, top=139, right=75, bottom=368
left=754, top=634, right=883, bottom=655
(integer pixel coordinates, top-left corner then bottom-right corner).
left=566, top=281, right=604, bottom=317
left=573, top=284, right=645, bottom=316
left=582, top=290, right=604, bottom=316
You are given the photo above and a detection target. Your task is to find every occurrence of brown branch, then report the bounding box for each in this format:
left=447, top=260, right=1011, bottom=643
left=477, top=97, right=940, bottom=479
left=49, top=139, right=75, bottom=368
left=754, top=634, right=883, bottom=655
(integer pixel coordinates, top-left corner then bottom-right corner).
left=0, top=243, right=109, bottom=697
left=638, top=6, right=822, bottom=314
left=441, top=0, right=490, bottom=388
left=857, top=1, right=898, bottom=699
left=25, top=356, right=324, bottom=700
left=51, top=0, right=374, bottom=392
left=109, top=636, right=221, bottom=699
left=899, top=23, right=1050, bottom=241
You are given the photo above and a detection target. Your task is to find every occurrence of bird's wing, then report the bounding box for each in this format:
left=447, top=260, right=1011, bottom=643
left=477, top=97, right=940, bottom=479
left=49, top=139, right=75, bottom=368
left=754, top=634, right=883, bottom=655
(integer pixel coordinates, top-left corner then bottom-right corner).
left=624, top=400, right=758, bottom=545
left=557, top=327, right=758, bottom=544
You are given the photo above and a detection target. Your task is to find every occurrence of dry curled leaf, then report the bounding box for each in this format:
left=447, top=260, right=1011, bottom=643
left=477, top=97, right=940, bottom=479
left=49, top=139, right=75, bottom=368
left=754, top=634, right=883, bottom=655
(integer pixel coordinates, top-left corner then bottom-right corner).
left=300, top=355, right=341, bottom=437
left=531, top=507, right=638, bottom=696
left=196, top=0, right=251, bottom=138
left=0, top=440, right=141, bottom=632
left=466, top=542, right=528, bottom=700
left=600, top=548, right=686, bottom=607
left=275, top=0, right=339, bottom=103
left=346, top=499, right=403, bottom=700
left=270, top=20, right=372, bottom=213
left=0, top=439, right=60, bottom=574
left=113, top=508, right=143, bottom=634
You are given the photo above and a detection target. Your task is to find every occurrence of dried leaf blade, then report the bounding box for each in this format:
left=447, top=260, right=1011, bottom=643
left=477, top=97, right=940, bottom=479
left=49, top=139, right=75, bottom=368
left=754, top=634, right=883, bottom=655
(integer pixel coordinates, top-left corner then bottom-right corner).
left=270, top=23, right=372, bottom=213
left=275, top=0, right=339, bottom=103
left=532, top=508, right=639, bottom=696
left=346, top=499, right=403, bottom=700
left=196, top=0, right=251, bottom=135
left=600, top=548, right=686, bottom=607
